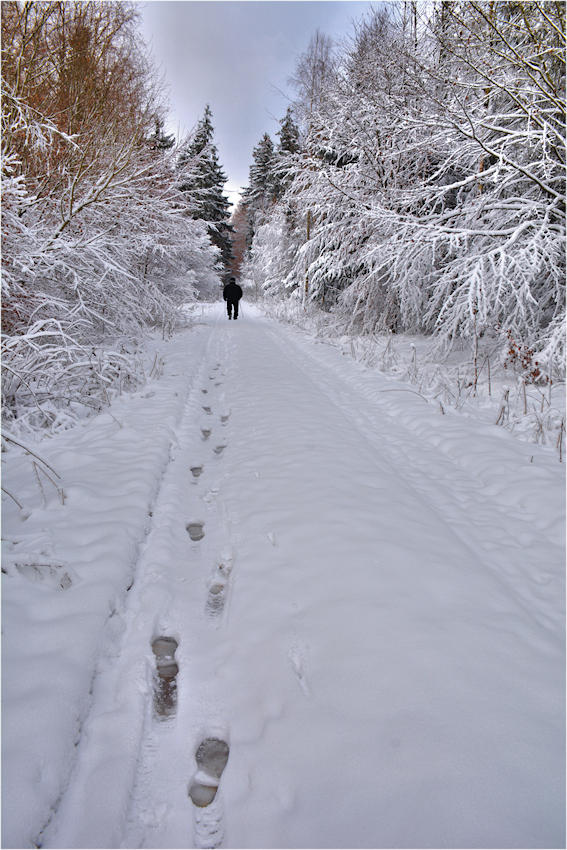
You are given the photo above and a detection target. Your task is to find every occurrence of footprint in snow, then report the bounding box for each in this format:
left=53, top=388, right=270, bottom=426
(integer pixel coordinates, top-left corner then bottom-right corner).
left=191, top=466, right=204, bottom=479
left=152, top=637, right=179, bottom=719
left=187, top=522, right=205, bottom=541
left=206, top=581, right=226, bottom=615
left=213, top=445, right=226, bottom=455
left=189, top=738, right=229, bottom=808
left=203, top=488, right=218, bottom=507
left=201, top=428, right=211, bottom=440
left=202, top=406, right=212, bottom=414
left=205, top=559, right=233, bottom=618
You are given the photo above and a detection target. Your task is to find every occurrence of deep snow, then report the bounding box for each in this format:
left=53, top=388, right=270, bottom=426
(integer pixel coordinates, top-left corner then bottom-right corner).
left=2, top=303, right=565, bottom=849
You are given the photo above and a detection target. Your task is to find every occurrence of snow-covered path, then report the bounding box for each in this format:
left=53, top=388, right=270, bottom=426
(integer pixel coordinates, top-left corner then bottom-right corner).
left=2, top=304, right=564, bottom=849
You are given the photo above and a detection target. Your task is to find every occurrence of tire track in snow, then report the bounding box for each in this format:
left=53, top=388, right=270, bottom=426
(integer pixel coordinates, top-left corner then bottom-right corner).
left=191, top=311, right=563, bottom=849
left=261, top=320, right=564, bottom=638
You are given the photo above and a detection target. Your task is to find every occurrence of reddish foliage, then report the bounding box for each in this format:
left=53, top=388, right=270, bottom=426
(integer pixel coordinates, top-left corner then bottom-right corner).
left=503, top=330, right=548, bottom=384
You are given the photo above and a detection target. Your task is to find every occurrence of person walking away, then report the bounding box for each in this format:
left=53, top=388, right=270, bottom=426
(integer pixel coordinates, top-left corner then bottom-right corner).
left=223, top=278, right=243, bottom=320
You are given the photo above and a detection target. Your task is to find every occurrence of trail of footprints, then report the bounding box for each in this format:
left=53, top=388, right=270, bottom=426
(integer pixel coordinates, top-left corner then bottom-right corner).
left=150, top=360, right=231, bottom=848
left=189, top=362, right=232, bottom=620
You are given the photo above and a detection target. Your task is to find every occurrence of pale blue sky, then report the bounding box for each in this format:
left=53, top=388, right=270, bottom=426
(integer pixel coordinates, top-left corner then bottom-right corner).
left=139, top=1, right=380, bottom=207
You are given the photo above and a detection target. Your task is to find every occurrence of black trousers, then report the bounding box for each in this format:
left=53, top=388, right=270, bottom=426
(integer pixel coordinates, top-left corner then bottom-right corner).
left=226, top=300, right=239, bottom=319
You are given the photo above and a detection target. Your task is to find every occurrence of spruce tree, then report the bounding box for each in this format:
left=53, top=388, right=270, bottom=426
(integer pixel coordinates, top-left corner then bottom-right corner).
left=274, top=107, right=301, bottom=199
left=150, top=118, right=175, bottom=152
left=177, top=105, right=233, bottom=270
left=276, top=107, right=301, bottom=157
left=247, top=133, right=276, bottom=210
left=243, top=132, right=280, bottom=248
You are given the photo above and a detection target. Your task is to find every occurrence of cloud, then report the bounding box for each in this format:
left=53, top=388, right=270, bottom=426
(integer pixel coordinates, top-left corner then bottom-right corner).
left=139, top=1, right=377, bottom=205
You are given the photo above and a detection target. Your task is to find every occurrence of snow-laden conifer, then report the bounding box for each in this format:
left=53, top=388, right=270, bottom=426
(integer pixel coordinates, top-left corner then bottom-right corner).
left=177, top=105, right=233, bottom=271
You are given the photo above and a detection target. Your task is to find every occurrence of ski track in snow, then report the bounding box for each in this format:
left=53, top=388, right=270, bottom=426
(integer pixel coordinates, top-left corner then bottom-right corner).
left=262, top=323, right=564, bottom=636
left=2, top=303, right=565, bottom=849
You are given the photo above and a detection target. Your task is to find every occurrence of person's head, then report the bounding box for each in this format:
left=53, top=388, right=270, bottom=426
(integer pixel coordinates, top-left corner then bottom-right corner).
left=230, top=277, right=236, bottom=284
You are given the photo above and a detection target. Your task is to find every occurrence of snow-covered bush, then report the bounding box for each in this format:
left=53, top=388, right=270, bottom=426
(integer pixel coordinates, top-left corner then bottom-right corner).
left=1, top=2, right=222, bottom=435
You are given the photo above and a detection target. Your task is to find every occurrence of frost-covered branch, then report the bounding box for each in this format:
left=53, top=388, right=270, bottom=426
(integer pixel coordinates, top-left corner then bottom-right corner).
left=243, top=1, right=564, bottom=378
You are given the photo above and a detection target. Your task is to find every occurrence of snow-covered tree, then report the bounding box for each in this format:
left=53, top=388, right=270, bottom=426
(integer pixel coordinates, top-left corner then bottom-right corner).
left=245, top=2, right=565, bottom=378
left=150, top=118, right=176, bottom=152
left=241, top=205, right=300, bottom=301
left=273, top=107, right=301, bottom=199
left=289, top=29, right=336, bottom=118
left=276, top=107, right=301, bottom=157
left=177, top=105, right=233, bottom=272
left=387, top=1, right=566, bottom=371
left=228, top=199, right=249, bottom=279
left=241, top=133, right=277, bottom=250
left=246, top=134, right=277, bottom=212
left=1, top=2, right=221, bottom=434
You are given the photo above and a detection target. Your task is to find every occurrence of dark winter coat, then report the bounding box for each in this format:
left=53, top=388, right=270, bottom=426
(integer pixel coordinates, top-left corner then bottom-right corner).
left=223, top=281, right=243, bottom=303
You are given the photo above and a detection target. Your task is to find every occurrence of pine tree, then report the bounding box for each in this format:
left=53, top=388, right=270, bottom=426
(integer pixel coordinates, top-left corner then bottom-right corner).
left=150, top=118, right=175, bottom=152
left=277, top=107, right=301, bottom=156
left=243, top=131, right=286, bottom=249
left=177, top=105, right=233, bottom=269
left=246, top=133, right=276, bottom=210
left=274, top=107, right=301, bottom=199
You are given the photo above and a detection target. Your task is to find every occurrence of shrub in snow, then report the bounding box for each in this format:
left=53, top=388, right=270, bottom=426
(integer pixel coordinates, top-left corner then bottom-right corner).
left=2, top=4, right=223, bottom=436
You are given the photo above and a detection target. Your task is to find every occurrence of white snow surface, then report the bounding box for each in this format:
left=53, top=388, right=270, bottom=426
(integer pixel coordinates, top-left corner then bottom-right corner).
left=2, top=303, right=565, bottom=850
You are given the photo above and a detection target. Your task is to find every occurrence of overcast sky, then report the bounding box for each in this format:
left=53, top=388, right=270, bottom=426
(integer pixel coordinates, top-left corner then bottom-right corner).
left=139, top=1, right=378, bottom=208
